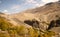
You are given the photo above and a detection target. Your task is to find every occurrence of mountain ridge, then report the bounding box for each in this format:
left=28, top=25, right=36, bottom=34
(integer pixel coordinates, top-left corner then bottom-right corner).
left=0, top=1, right=60, bottom=37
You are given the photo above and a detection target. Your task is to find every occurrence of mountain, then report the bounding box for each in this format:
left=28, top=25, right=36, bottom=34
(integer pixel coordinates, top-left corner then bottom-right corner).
left=10, top=1, right=60, bottom=30
left=11, top=1, right=60, bottom=22
left=0, top=1, right=60, bottom=37
left=10, top=1, right=60, bottom=37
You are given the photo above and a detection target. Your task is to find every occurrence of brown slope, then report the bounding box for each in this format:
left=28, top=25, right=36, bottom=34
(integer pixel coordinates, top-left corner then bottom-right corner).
left=10, top=1, right=60, bottom=31
left=11, top=1, right=60, bottom=23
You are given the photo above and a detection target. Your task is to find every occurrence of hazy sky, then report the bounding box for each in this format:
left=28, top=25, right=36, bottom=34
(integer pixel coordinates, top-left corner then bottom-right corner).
left=0, top=0, right=59, bottom=14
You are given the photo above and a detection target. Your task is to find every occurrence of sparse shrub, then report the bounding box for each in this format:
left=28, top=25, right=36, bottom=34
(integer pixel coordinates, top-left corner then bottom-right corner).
left=0, top=16, right=56, bottom=37
left=0, top=31, right=10, bottom=37
left=28, top=27, right=35, bottom=37
left=0, top=16, right=13, bottom=31
left=15, top=25, right=28, bottom=37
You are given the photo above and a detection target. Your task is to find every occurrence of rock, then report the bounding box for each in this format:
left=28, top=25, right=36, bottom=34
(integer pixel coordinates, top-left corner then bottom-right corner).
left=50, top=27, right=60, bottom=34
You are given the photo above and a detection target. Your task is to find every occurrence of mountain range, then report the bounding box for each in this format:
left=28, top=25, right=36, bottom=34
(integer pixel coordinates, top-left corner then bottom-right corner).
left=0, top=1, right=60, bottom=37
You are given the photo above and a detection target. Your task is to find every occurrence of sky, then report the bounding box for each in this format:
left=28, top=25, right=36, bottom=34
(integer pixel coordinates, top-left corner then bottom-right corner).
left=0, top=0, right=59, bottom=14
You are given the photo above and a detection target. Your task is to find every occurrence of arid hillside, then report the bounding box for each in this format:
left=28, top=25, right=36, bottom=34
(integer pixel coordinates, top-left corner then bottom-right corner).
left=0, top=1, right=60, bottom=37
left=11, top=1, right=60, bottom=23
left=10, top=1, right=60, bottom=30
